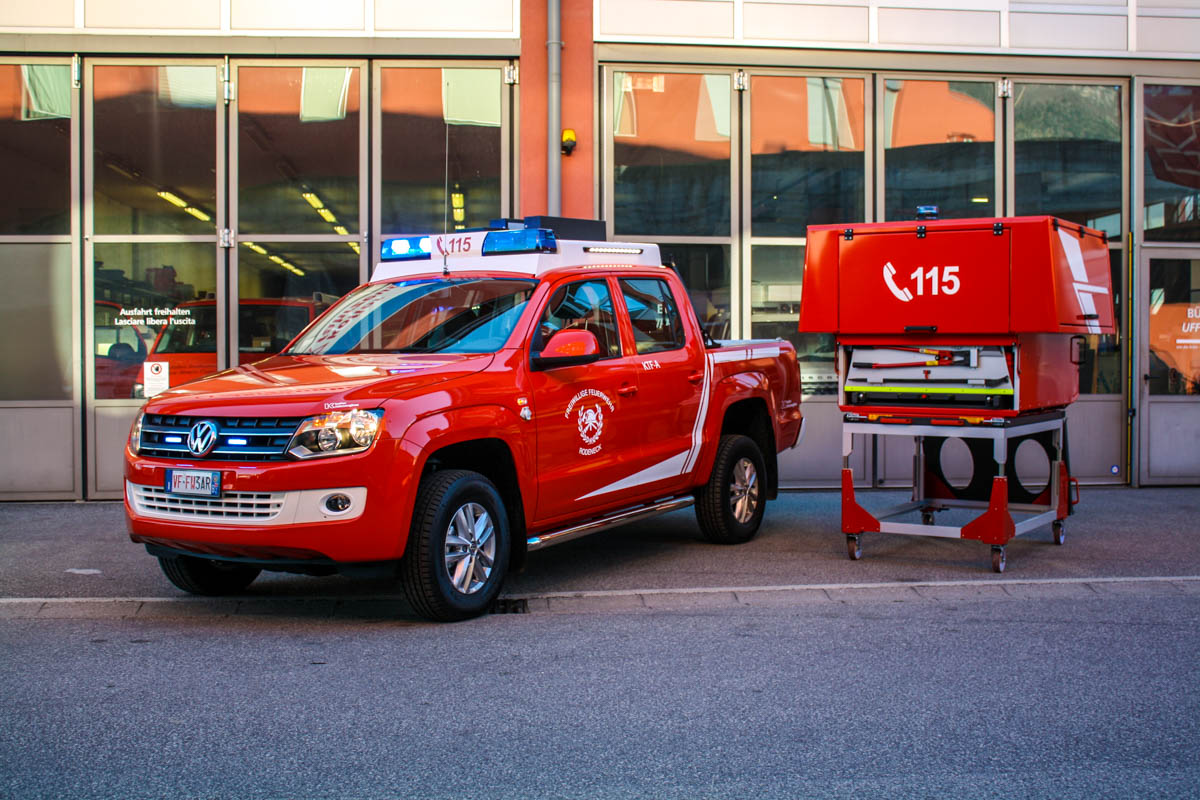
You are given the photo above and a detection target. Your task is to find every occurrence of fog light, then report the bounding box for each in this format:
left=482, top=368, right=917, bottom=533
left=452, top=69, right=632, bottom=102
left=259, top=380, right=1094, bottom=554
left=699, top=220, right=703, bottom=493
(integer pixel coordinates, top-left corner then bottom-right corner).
left=324, top=493, right=353, bottom=514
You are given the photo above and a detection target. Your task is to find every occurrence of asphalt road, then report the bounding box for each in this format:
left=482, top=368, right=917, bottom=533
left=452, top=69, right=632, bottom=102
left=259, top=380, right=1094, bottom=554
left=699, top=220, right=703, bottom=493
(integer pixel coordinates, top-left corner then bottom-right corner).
left=2, top=593, right=1198, bottom=799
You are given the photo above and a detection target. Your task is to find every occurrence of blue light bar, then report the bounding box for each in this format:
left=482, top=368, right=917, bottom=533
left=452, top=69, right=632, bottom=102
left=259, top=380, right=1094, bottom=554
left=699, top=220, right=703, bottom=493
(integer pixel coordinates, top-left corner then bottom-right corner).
left=380, top=236, right=433, bottom=262
left=482, top=228, right=557, bottom=256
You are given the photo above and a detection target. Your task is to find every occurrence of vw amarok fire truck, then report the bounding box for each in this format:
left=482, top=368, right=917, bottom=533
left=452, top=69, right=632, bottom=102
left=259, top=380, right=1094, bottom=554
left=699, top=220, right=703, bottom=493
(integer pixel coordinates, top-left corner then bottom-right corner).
left=124, top=218, right=804, bottom=621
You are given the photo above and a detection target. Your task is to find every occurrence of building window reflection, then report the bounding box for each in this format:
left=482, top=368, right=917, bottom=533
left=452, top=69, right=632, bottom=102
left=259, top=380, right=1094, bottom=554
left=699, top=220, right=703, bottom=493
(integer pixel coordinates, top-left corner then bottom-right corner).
left=613, top=72, right=732, bottom=237
left=379, top=67, right=503, bottom=235
left=751, top=75, right=865, bottom=236
left=884, top=79, right=996, bottom=220
left=1014, top=82, right=1123, bottom=237
left=1144, top=85, right=1200, bottom=243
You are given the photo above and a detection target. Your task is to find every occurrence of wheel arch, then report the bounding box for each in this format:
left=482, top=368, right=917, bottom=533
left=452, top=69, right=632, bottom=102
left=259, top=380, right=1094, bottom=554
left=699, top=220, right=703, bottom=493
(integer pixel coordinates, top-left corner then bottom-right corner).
left=419, top=436, right=530, bottom=572
left=718, top=396, right=778, bottom=500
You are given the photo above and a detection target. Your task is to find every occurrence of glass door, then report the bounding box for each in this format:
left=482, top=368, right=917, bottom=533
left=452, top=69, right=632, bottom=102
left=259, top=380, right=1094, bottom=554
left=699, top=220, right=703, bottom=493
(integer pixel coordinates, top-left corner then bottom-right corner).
left=1140, top=253, right=1200, bottom=484
left=86, top=59, right=224, bottom=498
left=231, top=61, right=367, bottom=367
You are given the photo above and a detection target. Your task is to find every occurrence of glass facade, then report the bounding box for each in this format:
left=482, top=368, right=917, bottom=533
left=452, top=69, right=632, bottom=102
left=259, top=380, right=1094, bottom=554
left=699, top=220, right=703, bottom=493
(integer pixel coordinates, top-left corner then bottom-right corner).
left=93, top=242, right=217, bottom=398
left=1014, top=82, right=1123, bottom=237
left=1147, top=258, right=1200, bottom=395
left=1144, top=85, right=1200, bottom=243
left=659, top=243, right=731, bottom=341
left=93, top=65, right=217, bottom=236
left=236, top=241, right=360, bottom=362
left=237, top=66, right=361, bottom=235
left=379, top=67, right=504, bottom=235
left=751, top=75, right=865, bottom=235
left=613, top=72, right=731, bottom=237
left=884, top=80, right=996, bottom=220
left=0, top=65, right=72, bottom=235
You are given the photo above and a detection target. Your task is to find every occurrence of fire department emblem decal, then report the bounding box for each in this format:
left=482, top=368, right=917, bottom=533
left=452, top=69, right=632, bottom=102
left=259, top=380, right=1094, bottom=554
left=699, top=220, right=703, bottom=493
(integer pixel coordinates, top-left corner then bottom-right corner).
left=565, top=389, right=616, bottom=456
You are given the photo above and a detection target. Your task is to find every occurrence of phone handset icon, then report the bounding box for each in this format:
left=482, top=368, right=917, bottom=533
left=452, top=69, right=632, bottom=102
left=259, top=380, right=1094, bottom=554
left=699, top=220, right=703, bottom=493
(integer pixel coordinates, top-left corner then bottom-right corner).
left=883, top=262, right=913, bottom=302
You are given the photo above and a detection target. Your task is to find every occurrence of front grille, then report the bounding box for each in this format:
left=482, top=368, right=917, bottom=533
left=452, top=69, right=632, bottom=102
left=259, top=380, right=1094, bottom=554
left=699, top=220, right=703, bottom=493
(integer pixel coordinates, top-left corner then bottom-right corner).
left=130, top=484, right=286, bottom=521
left=139, top=414, right=303, bottom=461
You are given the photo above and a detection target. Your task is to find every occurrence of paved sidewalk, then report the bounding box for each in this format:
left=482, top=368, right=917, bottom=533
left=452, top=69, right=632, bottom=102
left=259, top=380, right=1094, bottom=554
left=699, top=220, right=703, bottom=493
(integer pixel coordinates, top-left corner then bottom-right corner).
left=1, top=486, right=1197, bottom=619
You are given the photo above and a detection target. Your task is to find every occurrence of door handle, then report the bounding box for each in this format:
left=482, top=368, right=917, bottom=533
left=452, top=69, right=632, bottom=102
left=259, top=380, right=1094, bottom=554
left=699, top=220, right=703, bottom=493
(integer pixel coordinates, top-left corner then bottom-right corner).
left=617, top=383, right=638, bottom=397
left=687, top=371, right=704, bottom=384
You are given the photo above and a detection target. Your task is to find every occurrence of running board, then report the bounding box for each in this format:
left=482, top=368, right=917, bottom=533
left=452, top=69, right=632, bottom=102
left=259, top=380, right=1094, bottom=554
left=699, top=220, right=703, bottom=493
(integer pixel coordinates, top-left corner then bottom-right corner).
left=526, top=496, right=695, bottom=552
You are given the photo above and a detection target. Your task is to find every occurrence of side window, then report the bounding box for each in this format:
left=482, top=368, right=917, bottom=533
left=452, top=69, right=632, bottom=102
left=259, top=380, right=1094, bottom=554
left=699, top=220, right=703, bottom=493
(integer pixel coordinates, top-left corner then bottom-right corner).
left=619, top=278, right=685, bottom=354
left=533, top=279, right=621, bottom=358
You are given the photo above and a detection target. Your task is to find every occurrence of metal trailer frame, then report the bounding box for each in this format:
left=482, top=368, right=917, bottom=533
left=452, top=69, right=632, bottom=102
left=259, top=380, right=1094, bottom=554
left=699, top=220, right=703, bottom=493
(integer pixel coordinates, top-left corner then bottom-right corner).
left=839, top=412, right=1076, bottom=572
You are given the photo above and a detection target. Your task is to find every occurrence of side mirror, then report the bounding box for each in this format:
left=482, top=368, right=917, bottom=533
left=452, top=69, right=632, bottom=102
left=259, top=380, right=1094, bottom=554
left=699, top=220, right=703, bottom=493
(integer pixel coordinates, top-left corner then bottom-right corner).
left=532, top=329, right=602, bottom=370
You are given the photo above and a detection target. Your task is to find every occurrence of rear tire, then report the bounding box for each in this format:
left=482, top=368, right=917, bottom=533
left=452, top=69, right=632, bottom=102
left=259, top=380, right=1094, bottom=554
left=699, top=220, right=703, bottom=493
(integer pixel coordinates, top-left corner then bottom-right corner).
left=158, top=555, right=261, bottom=595
left=400, top=469, right=510, bottom=622
left=696, top=434, right=767, bottom=544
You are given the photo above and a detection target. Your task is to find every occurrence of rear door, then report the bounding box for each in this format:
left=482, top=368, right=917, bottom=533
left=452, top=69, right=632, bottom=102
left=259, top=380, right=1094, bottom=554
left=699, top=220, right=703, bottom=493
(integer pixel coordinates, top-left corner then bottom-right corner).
left=529, top=277, right=643, bottom=525
left=615, top=275, right=706, bottom=493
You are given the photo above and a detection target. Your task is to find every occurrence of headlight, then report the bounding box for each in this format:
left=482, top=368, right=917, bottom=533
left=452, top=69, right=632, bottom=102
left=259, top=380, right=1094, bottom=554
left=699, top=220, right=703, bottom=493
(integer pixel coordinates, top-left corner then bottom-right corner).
left=287, top=408, right=383, bottom=459
left=130, top=409, right=145, bottom=453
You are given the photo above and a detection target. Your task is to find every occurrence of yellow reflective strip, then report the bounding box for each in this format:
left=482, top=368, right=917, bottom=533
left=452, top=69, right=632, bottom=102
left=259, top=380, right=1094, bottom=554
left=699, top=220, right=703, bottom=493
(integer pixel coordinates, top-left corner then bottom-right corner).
left=844, top=385, right=1013, bottom=395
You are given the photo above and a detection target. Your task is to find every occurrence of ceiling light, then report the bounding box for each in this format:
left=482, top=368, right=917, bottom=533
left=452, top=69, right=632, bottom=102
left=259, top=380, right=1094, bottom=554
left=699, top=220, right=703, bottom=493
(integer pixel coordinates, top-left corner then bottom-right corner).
left=451, top=192, right=465, bottom=209
left=317, top=208, right=337, bottom=223
left=971, top=196, right=990, bottom=204
left=333, top=225, right=348, bottom=236
left=269, top=255, right=285, bottom=264
left=242, top=242, right=268, bottom=255
left=184, top=207, right=211, bottom=221
left=157, top=190, right=188, bottom=208
left=347, top=242, right=360, bottom=254
left=302, top=192, right=323, bottom=209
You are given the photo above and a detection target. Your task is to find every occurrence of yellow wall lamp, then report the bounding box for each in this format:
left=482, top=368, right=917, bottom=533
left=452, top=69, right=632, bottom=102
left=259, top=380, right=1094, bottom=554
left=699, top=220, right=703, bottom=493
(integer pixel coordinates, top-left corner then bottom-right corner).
left=561, top=128, right=577, bottom=156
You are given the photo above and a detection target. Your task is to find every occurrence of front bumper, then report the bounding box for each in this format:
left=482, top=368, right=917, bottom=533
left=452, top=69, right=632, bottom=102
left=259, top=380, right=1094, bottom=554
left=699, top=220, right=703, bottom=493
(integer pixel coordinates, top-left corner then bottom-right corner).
left=124, top=438, right=418, bottom=563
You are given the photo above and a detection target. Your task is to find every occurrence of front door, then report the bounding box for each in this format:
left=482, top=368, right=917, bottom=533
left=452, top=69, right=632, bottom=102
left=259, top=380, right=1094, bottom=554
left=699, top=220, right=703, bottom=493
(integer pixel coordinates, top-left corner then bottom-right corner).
left=1139, top=253, right=1200, bottom=483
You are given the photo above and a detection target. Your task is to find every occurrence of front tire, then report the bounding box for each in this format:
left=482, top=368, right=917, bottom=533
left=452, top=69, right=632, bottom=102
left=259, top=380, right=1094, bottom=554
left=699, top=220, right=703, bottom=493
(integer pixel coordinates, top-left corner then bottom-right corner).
left=158, top=555, right=261, bottom=595
left=696, top=434, right=767, bottom=544
left=400, top=469, right=510, bottom=622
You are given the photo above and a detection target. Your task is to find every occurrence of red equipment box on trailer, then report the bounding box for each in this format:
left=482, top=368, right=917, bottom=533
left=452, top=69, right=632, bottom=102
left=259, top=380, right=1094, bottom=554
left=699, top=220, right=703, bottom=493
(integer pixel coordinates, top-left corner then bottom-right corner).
left=799, top=215, right=1115, bottom=416
left=798, top=215, right=1116, bottom=573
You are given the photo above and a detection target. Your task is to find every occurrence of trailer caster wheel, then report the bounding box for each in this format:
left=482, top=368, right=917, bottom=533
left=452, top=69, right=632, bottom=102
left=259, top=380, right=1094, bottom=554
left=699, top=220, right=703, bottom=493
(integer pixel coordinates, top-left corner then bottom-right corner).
left=1052, top=520, right=1066, bottom=546
left=847, top=535, right=862, bottom=561
left=921, top=511, right=935, bottom=526
left=991, top=546, right=1007, bottom=573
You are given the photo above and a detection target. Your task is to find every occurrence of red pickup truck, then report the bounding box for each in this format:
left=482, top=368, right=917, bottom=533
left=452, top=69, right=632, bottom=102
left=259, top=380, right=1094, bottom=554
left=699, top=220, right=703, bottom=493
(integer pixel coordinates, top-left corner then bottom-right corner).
left=124, top=221, right=804, bottom=621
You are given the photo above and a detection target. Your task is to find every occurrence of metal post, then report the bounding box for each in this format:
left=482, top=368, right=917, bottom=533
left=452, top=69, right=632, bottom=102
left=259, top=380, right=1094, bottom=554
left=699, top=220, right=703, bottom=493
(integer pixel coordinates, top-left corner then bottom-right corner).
left=546, top=0, right=562, bottom=215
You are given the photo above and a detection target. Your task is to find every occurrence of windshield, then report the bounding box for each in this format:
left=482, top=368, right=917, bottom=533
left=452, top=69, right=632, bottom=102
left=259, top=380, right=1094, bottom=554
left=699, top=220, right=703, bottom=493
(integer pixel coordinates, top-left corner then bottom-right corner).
left=286, top=278, right=537, bottom=355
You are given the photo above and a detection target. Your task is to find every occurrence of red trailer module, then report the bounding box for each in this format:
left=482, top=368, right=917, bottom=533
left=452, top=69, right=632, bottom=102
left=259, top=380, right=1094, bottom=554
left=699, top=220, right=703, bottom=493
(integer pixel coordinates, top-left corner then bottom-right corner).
left=799, top=216, right=1115, bottom=571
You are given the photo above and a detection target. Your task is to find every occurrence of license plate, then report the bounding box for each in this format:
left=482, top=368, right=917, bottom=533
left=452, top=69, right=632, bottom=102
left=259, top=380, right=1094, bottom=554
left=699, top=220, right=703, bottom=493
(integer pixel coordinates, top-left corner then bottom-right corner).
left=165, top=469, right=222, bottom=498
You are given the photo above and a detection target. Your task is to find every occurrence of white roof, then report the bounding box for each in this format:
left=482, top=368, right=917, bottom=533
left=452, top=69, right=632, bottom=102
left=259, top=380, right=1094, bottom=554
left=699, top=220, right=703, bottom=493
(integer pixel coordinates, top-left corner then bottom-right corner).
left=370, top=231, right=664, bottom=282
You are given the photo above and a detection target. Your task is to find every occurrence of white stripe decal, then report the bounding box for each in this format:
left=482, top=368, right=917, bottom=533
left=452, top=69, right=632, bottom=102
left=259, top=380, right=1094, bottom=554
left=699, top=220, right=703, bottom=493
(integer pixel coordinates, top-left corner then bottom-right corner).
left=712, top=349, right=747, bottom=363
left=682, top=352, right=713, bottom=475
left=577, top=451, right=691, bottom=501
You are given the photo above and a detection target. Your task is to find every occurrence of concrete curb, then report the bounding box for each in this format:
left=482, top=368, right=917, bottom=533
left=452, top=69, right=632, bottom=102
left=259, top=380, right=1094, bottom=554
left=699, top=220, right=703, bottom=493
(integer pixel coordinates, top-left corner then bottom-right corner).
left=2, top=575, right=1197, bottom=620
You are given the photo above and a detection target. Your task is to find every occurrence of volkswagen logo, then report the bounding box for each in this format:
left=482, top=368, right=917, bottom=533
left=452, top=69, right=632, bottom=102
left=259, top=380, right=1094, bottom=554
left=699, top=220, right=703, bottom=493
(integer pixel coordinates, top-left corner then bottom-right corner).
left=186, top=420, right=219, bottom=457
